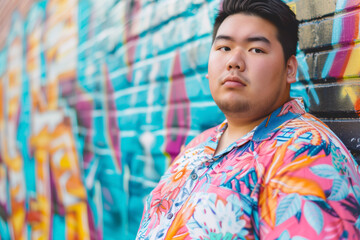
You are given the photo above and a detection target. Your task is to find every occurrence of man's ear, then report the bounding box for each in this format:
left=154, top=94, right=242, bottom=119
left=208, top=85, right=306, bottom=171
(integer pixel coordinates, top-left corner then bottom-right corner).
left=286, top=55, right=298, bottom=84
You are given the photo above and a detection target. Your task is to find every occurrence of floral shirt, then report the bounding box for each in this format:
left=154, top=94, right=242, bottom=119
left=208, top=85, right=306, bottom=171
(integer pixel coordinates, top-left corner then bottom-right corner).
left=136, top=98, right=360, bottom=240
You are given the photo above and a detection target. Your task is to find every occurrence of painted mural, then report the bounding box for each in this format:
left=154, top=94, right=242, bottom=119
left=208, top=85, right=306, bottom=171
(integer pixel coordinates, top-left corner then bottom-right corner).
left=0, top=0, right=359, bottom=239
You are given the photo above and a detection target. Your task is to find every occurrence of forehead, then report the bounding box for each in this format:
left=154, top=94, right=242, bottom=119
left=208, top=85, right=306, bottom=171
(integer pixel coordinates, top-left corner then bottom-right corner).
left=216, top=13, right=278, bottom=40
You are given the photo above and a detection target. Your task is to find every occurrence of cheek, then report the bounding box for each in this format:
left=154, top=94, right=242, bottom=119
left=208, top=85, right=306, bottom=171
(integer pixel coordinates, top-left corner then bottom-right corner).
left=208, top=60, right=223, bottom=78
left=252, top=59, right=282, bottom=79
left=208, top=52, right=225, bottom=72
left=208, top=56, right=216, bottom=74
left=208, top=78, right=217, bottom=94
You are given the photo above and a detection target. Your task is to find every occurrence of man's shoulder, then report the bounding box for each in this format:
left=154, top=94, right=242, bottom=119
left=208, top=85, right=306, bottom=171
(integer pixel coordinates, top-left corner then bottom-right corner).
left=169, top=125, right=218, bottom=167
left=278, top=112, right=334, bottom=138
left=285, top=112, right=334, bottom=133
left=260, top=112, right=358, bottom=171
left=285, top=112, right=330, bottom=129
left=279, top=112, right=351, bottom=153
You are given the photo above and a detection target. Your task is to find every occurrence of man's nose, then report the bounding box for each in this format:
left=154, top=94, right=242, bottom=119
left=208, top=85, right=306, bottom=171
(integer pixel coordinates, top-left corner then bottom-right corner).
left=226, top=51, right=245, bottom=71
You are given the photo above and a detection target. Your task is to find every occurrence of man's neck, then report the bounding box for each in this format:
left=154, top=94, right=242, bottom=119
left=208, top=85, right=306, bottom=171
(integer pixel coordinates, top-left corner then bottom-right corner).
left=214, top=116, right=267, bottom=155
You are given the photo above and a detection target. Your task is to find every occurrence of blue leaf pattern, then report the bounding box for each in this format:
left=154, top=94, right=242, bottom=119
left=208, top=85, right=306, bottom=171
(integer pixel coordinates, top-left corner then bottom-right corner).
left=292, top=237, right=309, bottom=240
left=328, top=177, right=349, bottom=201
left=304, top=201, right=324, bottom=235
left=310, top=164, right=339, bottom=179
left=276, top=193, right=301, bottom=226
left=278, top=230, right=291, bottom=240
left=355, top=217, right=360, bottom=231
left=302, top=195, right=327, bottom=203
left=295, top=211, right=301, bottom=222
left=354, top=185, right=360, bottom=203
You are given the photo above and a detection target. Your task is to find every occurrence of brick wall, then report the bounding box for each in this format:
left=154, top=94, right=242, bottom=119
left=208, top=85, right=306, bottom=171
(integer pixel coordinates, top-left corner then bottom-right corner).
left=0, top=0, right=359, bottom=239
left=291, top=0, right=360, bottom=158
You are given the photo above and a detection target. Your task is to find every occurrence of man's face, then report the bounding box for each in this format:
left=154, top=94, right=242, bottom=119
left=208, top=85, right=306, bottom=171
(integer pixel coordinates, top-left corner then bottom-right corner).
left=208, top=13, right=296, bottom=122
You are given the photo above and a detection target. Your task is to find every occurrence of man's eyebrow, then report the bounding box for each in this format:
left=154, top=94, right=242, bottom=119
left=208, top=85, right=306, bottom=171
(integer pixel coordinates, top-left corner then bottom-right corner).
left=246, top=36, right=271, bottom=45
left=214, top=35, right=235, bottom=42
left=214, top=35, right=271, bottom=45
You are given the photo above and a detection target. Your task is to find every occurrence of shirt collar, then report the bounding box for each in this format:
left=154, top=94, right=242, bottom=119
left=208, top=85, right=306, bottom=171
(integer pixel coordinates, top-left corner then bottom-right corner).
left=206, top=98, right=306, bottom=154
left=252, top=98, right=306, bottom=141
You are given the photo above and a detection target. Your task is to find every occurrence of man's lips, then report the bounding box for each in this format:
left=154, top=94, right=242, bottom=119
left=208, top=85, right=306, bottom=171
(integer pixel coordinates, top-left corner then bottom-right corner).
left=222, top=76, right=247, bottom=87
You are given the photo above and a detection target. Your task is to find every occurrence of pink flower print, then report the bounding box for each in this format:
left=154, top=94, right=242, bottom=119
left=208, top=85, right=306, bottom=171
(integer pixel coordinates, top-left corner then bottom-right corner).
left=150, top=197, right=171, bottom=220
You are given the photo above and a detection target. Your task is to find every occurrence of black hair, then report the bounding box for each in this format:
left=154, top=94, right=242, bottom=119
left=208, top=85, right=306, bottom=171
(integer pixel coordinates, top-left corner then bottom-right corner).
left=212, top=0, right=299, bottom=61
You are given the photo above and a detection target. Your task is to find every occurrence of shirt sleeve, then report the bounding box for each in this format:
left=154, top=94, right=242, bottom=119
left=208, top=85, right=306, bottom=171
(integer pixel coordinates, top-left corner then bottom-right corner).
left=258, top=135, right=360, bottom=240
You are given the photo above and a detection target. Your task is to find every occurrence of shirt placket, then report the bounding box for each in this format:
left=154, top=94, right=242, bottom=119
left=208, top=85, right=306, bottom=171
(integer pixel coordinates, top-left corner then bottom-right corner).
left=160, top=153, right=213, bottom=232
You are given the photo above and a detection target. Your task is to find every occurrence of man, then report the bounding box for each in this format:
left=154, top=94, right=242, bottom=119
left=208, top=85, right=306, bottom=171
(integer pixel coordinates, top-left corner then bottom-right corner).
left=136, top=0, right=360, bottom=239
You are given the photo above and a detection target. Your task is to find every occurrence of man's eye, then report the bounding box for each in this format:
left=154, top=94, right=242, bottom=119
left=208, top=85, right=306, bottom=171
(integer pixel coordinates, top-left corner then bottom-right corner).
left=250, top=48, right=265, bottom=53
left=218, top=46, right=231, bottom=51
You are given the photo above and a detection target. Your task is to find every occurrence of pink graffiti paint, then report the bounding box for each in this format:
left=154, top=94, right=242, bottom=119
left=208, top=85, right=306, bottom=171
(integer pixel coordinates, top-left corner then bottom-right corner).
left=164, top=51, right=191, bottom=162
left=104, top=63, right=122, bottom=173
left=75, top=87, right=95, bottom=168
left=328, top=11, right=359, bottom=78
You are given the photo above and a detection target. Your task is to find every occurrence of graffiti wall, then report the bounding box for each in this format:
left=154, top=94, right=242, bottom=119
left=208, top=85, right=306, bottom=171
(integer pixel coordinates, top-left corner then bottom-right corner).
left=0, top=0, right=359, bottom=239
left=291, top=0, right=360, bottom=156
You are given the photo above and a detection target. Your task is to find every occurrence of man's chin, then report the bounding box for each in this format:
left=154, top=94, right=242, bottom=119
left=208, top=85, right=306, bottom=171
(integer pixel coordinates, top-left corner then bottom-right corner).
left=216, top=101, right=251, bottom=115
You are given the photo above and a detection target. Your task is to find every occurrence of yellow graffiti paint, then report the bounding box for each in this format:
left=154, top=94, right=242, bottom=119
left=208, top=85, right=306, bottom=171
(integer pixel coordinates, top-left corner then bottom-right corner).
left=29, top=127, right=52, bottom=240
left=66, top=203, right=90, bottom=240
left=344, top=44, right=360, bottom=77
left=5, top=155, right=23, bottom=172
left=341, top=85, right=358, bottom=103
left=60, top=154, right=72, bottom=169
left=10, top=204, right=27, bottom=240
left=288, top=3, right=296, bottom=14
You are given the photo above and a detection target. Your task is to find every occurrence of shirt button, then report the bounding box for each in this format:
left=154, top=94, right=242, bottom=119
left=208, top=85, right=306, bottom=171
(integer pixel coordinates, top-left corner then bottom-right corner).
left=191, top=173, right=198, bottom=180
left=167, top=213, right=173, bottom=219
